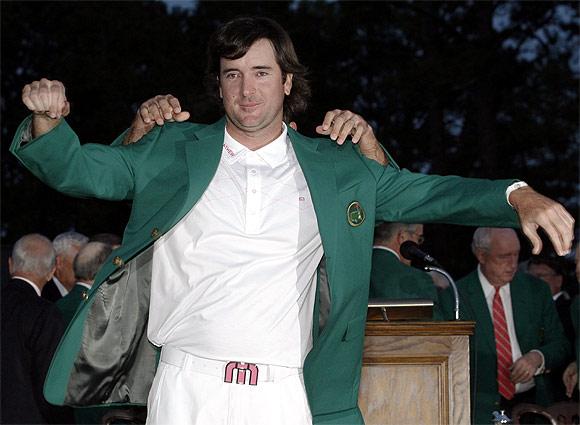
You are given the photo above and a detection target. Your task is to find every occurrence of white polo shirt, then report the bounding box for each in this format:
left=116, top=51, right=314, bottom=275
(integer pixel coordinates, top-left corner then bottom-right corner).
left=148, top=125, right=323, bottom=368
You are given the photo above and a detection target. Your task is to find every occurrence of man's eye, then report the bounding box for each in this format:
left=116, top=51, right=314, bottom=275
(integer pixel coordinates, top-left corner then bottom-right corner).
left=257, top=71, right=269, bottom=77
left=225, top=73, right=238, bottom=80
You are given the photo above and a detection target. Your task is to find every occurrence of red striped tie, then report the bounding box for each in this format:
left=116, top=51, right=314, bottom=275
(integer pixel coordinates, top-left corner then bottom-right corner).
left=493, top=286, right=515, bottom=399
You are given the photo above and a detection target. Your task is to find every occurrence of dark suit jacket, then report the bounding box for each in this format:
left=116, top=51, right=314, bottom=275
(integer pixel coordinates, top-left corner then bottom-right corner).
left=441, top=271, right=571, bottom=424
left=1, top=278, right=73, bottom=424
left=369, top=248, right=442, bottom=319
left=41, top=279, right=64, bottom=302
left=554, top=293, right=575, bottom=346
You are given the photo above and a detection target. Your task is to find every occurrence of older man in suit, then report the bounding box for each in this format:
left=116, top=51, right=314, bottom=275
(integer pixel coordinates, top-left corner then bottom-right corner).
left=1, top=234, right=73, bottom=424
left=57, top=241, right=113, bottom=325
left=441, top=228, right=570, bottom=424
left=42, top=231, right=88, bottom=302
left=11, top=16, right=574, bottom=425
left=370, top=222, right=442, bottom=319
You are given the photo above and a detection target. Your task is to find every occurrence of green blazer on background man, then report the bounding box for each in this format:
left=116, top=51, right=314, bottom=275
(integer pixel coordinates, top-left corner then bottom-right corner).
left=369, top=248, right=443, bottom=319
left=440, top=271, right=570, bottom=425
left=56, top=284, right=89, bottom=325
left=11, top=116, right=519, bottom=424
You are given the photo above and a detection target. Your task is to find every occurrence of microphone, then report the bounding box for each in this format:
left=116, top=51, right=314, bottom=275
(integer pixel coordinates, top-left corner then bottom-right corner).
left=401, top=240, right=461, bottom=319
left=400, top=241, right=441, bottom=267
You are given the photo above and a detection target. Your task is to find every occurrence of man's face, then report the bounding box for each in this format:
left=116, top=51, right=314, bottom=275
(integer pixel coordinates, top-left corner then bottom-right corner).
left=476, top=229, right=520, bottom=287
left=56, top=245, right=82, bottom=287
left=528, top=263, right=562, bottom=295
left=404, top=224, right=424, bottom=246
left=219, top=38, right=292, bottom=142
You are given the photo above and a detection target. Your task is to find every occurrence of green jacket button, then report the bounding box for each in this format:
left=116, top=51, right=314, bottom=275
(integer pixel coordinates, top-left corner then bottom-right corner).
left=151, top=228, right=161, bottom=239
left=112, top=256, right=124, bottom=267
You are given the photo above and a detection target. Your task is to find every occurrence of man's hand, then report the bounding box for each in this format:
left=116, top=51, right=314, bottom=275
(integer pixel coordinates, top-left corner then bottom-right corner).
left=123, top=94, right=190, bottom=145
left=22, top=79, right=70, bottom=138
left=563, top=361, right=578, bottom=398
left=510, top=351, right=542, bottom=384
left=315, top=109, right=387, bottom=166
left=508, top=186, right=575, bottom=256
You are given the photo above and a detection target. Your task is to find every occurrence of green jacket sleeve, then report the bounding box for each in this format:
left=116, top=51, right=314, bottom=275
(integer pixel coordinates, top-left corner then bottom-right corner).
left=10, top=116, right=135, bottom=201
left=373, top=165, right=519, bottom=227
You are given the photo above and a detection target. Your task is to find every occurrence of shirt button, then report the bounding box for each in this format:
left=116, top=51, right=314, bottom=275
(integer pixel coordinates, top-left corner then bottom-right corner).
left=251, top=189, right=257, bottom=194
left=249, top=169, right=257, bottom=175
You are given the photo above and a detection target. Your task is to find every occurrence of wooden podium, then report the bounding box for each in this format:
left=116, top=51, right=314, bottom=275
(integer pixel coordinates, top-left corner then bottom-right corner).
left=358, top=319, right=474, bottom=425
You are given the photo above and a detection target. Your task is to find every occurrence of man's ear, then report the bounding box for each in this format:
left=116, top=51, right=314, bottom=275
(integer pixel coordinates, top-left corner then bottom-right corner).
left=474, top=248, right=487, bottom=265
left=283, top=73, right=293, bottom=96
left=396, top=230, right=408, bottom=246
left=8, top=257, right=13, bottom=275
left=46, top=265, right=56, bottom=282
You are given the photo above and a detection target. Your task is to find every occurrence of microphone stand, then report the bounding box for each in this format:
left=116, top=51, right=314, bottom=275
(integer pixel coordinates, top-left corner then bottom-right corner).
left=424, top=265, right=460, bottom=320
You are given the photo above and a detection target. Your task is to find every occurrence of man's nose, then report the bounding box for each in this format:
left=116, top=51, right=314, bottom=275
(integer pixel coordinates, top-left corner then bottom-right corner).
left=242, top=78, right=256, bottom=97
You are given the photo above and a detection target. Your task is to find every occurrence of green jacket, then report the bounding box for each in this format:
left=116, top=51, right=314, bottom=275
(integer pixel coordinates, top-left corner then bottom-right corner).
left=56, top=284, right=89, bottom=325
left=369, top=248, right=443, bottom=319
left=440, top=271, right=571, bottom=425
left=11, top=116, right=519, bottom=424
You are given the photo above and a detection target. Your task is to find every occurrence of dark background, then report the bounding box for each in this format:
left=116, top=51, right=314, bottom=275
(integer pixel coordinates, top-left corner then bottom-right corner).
left=1, top=1, right=578, bottom=284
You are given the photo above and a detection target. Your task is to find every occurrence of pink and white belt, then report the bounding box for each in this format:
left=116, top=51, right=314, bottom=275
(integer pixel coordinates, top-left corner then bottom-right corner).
left=160, top=346, right=303, bottom=386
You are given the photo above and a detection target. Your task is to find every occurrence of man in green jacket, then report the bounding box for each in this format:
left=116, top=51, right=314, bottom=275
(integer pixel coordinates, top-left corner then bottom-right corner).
left=56, top=241, right=112, bottom=325
left=11, top=16, right=574, bottom=425
left=440, top=228, right=571, bottom=424
left=370, top=222, right=443, bottom=319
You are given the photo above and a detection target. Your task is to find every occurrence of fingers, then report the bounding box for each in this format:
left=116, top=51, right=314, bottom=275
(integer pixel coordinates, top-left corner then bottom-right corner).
left=513, top=188, right=575, bottom=256
left=62, top=101, right=71, bottom=117
left=22, top=79, right=68, bottom=119
left=521, top=222, right=543, bottom=255
left=138, top=94, right=188, bottom=126
left=174, top=111, right=190, bottom=122
left=510, top=363, right=532, bottom=383
left=315, top=109, right=366, bottom=144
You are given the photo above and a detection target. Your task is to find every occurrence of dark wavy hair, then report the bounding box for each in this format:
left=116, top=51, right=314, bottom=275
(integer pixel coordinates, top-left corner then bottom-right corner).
left=205, top=16, right=311, bottom=122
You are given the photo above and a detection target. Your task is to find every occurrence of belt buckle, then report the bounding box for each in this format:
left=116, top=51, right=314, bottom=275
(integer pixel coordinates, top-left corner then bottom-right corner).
left=224, top=361, right=259, bottom=385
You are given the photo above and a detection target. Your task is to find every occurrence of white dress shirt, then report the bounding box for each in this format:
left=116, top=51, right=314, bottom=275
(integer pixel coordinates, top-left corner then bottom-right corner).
left=477, top=266, right=544, bottom=393
left=148, top=124, right=323, bottom=368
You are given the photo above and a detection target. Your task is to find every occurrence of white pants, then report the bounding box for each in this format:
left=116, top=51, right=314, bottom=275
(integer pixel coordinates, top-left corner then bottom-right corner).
left=146, top=346, right=313, bottom=425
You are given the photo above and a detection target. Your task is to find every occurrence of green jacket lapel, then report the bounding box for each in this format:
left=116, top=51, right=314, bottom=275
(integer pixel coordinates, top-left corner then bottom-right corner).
left=288, top=128, right=338, bottom=266
left=464, top=272, right=496, bottom=354
left=509, top=274, right=530, bottom=352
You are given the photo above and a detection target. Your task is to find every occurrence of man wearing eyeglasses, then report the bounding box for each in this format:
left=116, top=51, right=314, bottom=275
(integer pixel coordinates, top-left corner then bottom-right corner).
left=370, top=222, right=442, bottom=319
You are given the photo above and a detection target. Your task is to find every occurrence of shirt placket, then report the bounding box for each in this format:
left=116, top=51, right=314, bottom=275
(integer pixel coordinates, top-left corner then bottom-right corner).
left=245, top=154, right=262, bottom=234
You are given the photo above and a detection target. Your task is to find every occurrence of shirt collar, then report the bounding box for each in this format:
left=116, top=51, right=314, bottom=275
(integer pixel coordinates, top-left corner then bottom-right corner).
left=373, top=245, right=400, bottom=261
left=12, top=276, right=42, bottom=297
left=223, top=123, right=288, bottom=168
left=52, top=276, right=69, bottom=296
left=76, top=281, right=92, bottom=290
left=553, top=290, right=569, bottom=301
